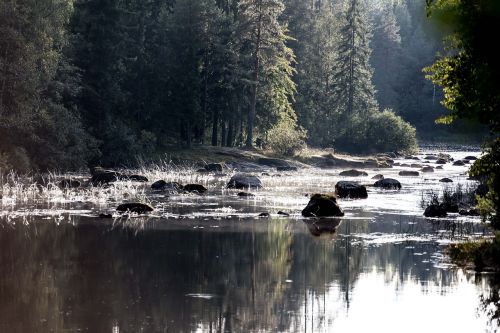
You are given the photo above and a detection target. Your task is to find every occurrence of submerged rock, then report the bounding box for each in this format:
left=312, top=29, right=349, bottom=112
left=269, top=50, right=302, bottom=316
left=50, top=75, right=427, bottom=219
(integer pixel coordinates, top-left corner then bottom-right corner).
left=227, top=174, right=262, bottom=189
left=374, top=178, right=401, bottom=190
left=302, top=194, right=344, bottom=217
left=399, top=170, right=419, bottom=176
left=424, top=155, right=438, bottom=160
left=183, top=184, right=208, bottom=193
left=439, top=178, right=453, bottom=183
left=339, top=169, right=368, bottom=177
left=116, top=203, right=154, bottom=214
left=335, top=181, right=368, bottom=199
left=424, top=204, right=447, bottom=218
left=410, top=164, right=421, bottom=168
left=436, top=166, right=443, bottom=169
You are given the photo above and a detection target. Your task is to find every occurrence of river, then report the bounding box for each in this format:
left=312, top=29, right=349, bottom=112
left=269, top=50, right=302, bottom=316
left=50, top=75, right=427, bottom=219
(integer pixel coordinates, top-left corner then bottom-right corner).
left=0, top=147, right=497, bottom=332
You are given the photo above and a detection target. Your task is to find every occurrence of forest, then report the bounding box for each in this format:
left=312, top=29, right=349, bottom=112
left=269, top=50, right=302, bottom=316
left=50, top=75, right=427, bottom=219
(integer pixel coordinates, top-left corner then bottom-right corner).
left=0, top=0, right=482, bottom=171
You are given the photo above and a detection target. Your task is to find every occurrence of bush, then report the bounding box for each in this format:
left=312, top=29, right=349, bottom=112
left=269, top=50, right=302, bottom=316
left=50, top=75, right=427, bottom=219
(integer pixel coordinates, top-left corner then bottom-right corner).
left=334, top=109, right=418, bottom=154
left=266, top=119, right=307, bottom=156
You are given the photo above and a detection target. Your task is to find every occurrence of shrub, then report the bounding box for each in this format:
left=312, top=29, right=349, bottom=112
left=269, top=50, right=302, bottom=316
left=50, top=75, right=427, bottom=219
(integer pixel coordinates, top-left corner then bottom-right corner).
left=266, top=119, right=307, bottom=156
left=334, top=109, right=418, bottom=154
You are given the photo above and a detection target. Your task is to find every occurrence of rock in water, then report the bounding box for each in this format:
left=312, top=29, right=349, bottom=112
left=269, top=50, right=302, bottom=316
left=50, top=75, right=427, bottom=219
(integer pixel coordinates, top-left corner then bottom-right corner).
left=151, top=180, right=183, bottom=192
left=125, top=174, right=148, bottom=182
left=339, top=169, right=368, bottom=177
left=227, top=174, right=262, bottom=189
left=59, top=179, right=81, bottom=189
left=464, top=156, right=477, bottom=161
left=399, top=170, right=419, bottom=176
left=435, top=158, right=447, bottom=164
left=374, top=178, right=401, bottom=190
left=116, top=203, right=154, bottom=214
left=424, top=204, right=447, bottom=218
left=453, top=160, right=465, bottom=166
left=439, top=178, right=453, bottom=183
left=277, top=211, right=290, bottom=217
left=372, top=174, right=384, bottom=180
left=421, top=166, right=434, bottom=173
left=302, top=194, right=344, bottom=217
left=90, top=169, right=121, bottom=185
left=183, top=184, right=207, bottom=193
left=335, top=181, right=368, bottom=199
left=205, top=163, right=223, bottom=172
left=237, top=192, right=255, bottom=197
left=305, top=218, right=342, bottom=237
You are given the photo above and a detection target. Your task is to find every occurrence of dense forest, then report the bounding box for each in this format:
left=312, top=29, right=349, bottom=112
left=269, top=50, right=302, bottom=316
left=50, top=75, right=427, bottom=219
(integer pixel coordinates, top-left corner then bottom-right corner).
left=0, top=0, right=480, bottom=170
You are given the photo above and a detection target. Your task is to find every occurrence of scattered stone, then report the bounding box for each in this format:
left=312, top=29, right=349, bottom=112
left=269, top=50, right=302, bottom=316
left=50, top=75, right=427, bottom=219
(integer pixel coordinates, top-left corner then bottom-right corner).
left=277, top=211, right=290, bottom=217
left=339, top=169, right=368, bottom=177
left=453, top=160, right=465, bottom=166
left=437, top=153, right=453, bottom=162
left=435, top=159, right=447, bottom=164
left=439, top=178, right=453, bottom=183
left=374, top=178, right=402, bottom=190
left=205, top=163, right=223, bottom=172
left=421, top=166, right=434, bottom=173
left=335, top=181, right=368, bottom=199
left=183, top=184, right=208, bottom=193
left=425, top=155, right=438, bottom=160
left=277, top=166, right=298, bottom=171
left=59, top=179, right=81, bottom=189
left=372, top=174, right=384, bottom=180
left=261, top=172, right=270, bottom=176
left=436, top=166, right=443, bottom=169
left=258, top=212, right=270, bottom=218
left=227, top=174, right=262, bottom=189
left=399, top=170, right=419, bottom=176
left=424, top=204, right=447, bottom=218
left=237, top=192, right=255, bottom=197
left=302, top=194, right=344, bottom=217
left=462, top=159, right=470, bottom=164
left=151, top=180, right=183, bottom=192
left=99, top=213, right=113, bottom=219
left=410, top=164, right=421, bottom=168
left=464, top=156, right=477, bottom=161
left=116, top=203, right=154, bottom=214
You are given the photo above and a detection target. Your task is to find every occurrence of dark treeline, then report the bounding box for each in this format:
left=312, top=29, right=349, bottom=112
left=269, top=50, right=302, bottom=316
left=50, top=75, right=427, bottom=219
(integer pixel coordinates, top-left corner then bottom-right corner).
left=0, top=0, right=470, bottom=170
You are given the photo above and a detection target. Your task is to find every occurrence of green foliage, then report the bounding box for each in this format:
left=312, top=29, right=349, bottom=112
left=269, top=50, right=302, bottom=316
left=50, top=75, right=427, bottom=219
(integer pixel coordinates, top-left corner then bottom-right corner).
left=266, top=118, right=307, bottom=156
left=335, top=110, right=418, bottom=153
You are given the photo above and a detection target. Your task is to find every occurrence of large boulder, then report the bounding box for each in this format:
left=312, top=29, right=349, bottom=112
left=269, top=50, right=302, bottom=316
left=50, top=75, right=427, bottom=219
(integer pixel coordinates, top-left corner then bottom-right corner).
left=374, top=178, right=401, bottom=190
left=424, top=204, right=447, bottom=218
left=302, top=194, right=344, bottom=217
left=183, top=184, right=208, bottom=193
left=116, top=203, right=154, bottom=214
left=335, top=181, right=368, bottom=199
left=339, top=169, right=368, bottom=177
left=227, top=174, right=262, bottom=189
left=399, top=170, right=419, bottom=176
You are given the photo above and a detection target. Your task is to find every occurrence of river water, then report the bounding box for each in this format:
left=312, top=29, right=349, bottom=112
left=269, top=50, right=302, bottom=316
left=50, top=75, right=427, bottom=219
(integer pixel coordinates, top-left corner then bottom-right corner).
left=0, top=148, right=498, bottom=332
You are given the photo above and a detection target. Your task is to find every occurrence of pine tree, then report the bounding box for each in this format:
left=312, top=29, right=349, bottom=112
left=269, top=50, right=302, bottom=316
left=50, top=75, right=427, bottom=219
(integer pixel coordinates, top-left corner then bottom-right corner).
left=330, top=0, right=378, bottom=122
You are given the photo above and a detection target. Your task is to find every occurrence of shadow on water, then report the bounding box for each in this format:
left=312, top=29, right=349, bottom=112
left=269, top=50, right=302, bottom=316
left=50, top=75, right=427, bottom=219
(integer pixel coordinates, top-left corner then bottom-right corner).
left=0, top=215, right=495, bottom=332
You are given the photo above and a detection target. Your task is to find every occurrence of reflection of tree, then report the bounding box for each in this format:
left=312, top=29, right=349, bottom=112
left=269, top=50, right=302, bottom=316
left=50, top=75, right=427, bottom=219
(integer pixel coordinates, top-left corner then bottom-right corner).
left=0, top=216, right=490, bottom=332
left=478, top=273, right=500, bottom=330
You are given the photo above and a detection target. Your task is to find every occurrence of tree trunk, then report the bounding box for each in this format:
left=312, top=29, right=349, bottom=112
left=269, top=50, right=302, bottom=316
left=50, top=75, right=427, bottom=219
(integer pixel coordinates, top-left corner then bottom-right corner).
left=211, top=110, right=219, bottom=146
left=220, top=120, right=227, bottom=147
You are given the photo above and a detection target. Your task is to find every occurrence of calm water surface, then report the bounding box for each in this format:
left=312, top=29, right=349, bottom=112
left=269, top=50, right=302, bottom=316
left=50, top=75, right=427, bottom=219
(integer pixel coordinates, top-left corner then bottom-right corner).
left=1, top=148, right=498, bottom=332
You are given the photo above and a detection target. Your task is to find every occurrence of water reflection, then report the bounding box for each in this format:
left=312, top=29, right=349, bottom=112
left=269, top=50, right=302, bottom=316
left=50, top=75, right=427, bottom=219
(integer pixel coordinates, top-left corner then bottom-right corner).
left=0, top=217, right=495, bottom=332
